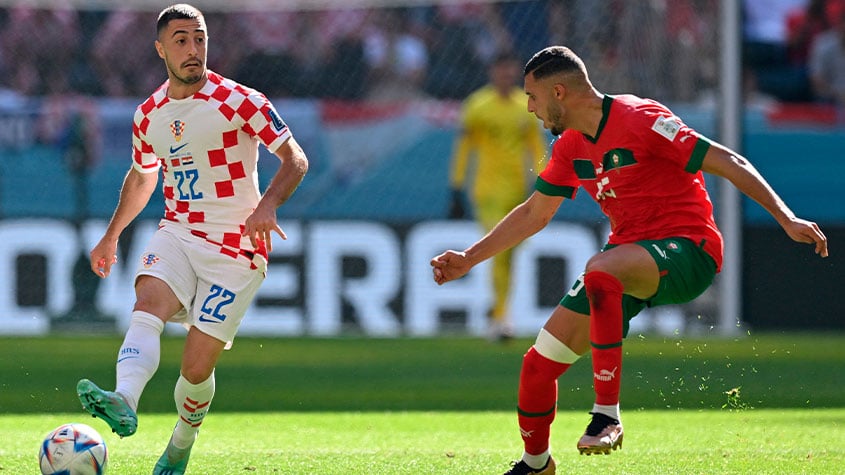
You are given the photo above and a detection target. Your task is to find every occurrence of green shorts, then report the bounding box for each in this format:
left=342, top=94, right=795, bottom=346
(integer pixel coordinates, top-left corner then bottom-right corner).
left=560, top=237, right=717, bottom=337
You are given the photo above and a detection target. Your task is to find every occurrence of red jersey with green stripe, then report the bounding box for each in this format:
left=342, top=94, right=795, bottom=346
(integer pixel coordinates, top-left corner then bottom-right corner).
left=537, top=94, right=723, bottom=271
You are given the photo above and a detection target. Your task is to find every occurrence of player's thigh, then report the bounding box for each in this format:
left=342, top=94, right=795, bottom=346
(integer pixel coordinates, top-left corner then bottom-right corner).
left=633, top=237, right=717, bottom=306
left=189, top=249, right=266, bottom=349
left=584, top=243, right=660, bottom=300
left=134, top=227, right=197, bottom=320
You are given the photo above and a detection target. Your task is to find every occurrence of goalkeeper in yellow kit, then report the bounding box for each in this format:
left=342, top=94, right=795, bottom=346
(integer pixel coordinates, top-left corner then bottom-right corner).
left=449, top=52, right=548, bottom=341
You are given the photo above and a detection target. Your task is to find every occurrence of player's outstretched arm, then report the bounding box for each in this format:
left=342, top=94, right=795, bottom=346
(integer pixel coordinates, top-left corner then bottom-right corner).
left=244, top=137, right=309, bottom=252
left=431, top=191, right=564, bottom=285
left=700, top=143, right=828, bottom=257
left=90, top=168, right=159, bottom=278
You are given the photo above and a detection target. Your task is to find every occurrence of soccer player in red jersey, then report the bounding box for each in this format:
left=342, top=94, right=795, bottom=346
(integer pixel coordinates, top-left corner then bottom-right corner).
left=77, top=5, right=308, bottom=475
left=431, top=46, right=828, bottom=475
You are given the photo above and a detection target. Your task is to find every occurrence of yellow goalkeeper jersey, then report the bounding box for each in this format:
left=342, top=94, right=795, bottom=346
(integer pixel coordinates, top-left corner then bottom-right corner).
left=450, top=85, right=547, bottom=199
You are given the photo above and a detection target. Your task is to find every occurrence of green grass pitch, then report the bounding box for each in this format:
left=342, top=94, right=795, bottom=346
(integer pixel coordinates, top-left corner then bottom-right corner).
left=1, top=333, right=844, bottom=473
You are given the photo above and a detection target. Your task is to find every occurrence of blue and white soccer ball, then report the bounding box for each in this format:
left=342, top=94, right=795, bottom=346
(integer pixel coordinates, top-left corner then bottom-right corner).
left=39, top=423, right=108, bottom=475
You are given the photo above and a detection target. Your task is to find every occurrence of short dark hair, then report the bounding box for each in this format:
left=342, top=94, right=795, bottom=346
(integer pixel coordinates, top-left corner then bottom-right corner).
left=156, top=4, right=204, bottom=36
left=523, top=46, right=587, bottom=79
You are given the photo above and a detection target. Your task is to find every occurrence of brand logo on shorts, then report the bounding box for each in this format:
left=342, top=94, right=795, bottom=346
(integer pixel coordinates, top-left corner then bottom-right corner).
left=594, top=366, right=618, bottom=382
left=667, top=240, right=681, bottom=252
left=198, top=314, right=222, bottom=324
left=142, top=253, right=160, bottom=268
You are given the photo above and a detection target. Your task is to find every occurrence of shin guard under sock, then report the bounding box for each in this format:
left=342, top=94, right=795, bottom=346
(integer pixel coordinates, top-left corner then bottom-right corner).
left=585, top=270, right=624, bottom=406
left=172, top=373, right=215, bottom=449
left=517, top=346, right=572, bottom=455
left=115, top=311, right=164, bottom=411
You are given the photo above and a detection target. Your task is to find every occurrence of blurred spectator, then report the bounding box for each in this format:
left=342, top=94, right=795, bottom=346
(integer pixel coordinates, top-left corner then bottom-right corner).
left=90, top=9, right=161, bottom=97
left=232, top=8, right=370, bottom=99
left=202, top=11, right=246, bottom=79
left=1, top=4, right=81, bottom=96
left=497, top=0, right=550, bottom=61
left=233, top=10, right=306, bottom=97
left=423, top=4, right=489, bottom=98
left=787, top=0, right=845, bottom=63
left=363, top=8, right=429, bottom=101
left=787, top=0, right=835, bottom=64
left=315, top=8, right=370, bottom=99
left=809, top=7, right=845, bottom=105
left=663, top=0, right=719, bottom=101
left=742, top=0, right=813, bottom=101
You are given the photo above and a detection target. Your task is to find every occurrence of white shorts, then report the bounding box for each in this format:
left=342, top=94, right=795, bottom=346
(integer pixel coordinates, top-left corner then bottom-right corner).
left=135, top=225, right=266, bottom=349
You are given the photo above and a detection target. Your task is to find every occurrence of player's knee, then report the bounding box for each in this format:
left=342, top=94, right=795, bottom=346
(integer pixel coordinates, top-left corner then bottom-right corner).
left=584, top=252, right=614, bottom=275
left=180, top=364, right=214, bottom=385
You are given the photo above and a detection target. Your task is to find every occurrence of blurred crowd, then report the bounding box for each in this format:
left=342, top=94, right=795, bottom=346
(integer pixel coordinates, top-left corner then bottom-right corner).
left=744, top=0, right=845, bottom=106
left=0, top=0, right=843, bottom=107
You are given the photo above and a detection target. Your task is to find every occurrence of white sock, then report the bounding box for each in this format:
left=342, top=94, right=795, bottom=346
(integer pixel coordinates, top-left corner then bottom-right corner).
left=171, top=372, right=215, bottom=449
left=115, top=311, right=164, bottom=411
left=592, top=403, right=621, bottom=422
left=522, top=449, right=550, bottom=469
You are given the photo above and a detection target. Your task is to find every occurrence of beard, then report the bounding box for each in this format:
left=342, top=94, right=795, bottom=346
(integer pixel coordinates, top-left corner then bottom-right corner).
left=547, top=105, right=565, bottom=135
left=166, top=58, right=204, bottom=85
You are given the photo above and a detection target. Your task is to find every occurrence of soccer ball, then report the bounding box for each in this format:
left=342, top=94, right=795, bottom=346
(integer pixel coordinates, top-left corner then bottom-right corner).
left=39, top=423, right=108, bottom=475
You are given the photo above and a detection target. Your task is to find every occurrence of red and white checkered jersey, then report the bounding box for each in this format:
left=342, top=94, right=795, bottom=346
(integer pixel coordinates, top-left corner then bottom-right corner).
left=132, top=71, right=291, bottom=264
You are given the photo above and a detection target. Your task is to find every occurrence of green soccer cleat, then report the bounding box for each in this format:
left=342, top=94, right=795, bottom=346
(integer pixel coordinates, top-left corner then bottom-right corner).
left=504, top=456, right=556, bottom=475
left=77, top=378, right=138, bottom=438
left=153, top=438, right=193, bottom=475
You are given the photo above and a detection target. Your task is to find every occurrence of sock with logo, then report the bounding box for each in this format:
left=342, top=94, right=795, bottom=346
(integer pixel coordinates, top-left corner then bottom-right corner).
left=517, top=346, right=572, bottom=458
left=585, top=270, right=624, bottom=406
left=115, top=311, right=165, bottom=411
left=171, top=372, right=215, bottom=449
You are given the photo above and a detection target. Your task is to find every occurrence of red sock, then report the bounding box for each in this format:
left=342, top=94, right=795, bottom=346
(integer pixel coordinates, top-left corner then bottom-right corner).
left=517, top=346, right=571, bottom=455
left=585, top=270, right=624, bottom=406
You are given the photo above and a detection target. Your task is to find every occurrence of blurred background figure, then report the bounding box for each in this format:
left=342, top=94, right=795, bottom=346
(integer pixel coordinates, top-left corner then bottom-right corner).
left=1, top=4, right=81, bottom=96
left=742, top=0, right=813, bottom=102
left=90, top=9, right=161, bottom=97
left=448, top=51, right=547, bottom=342
left=809, top=5, right=845, bottom=107
left=363, top=7, right=429, bottom=102
left=233, top=9, right=306, bottom=97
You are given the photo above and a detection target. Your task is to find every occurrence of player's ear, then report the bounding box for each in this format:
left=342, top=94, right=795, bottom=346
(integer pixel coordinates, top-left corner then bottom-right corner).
left=155, top=40, right=165, bottom=59
left=552, top=83, right=566, bottom=100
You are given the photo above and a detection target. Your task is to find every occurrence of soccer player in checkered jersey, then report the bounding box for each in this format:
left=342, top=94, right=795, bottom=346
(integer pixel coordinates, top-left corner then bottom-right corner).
left=431, top=46, right=828, bottom=475
left=77, top=4, right=308, bottom=474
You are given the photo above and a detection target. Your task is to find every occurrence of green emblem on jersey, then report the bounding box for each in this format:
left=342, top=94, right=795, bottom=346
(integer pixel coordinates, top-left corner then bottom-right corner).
left=602, top=148, right=637, bottom=171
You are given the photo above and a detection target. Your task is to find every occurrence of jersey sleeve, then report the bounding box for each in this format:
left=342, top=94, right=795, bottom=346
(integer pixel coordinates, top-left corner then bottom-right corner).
left=535, top=132, right=579, bottom=199
left=241, top=91, right=292, bottom=153
left=131, top=107, right=160, bottom=174
left=640, top=107, right=712, bottom=173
